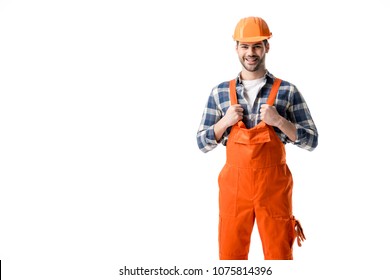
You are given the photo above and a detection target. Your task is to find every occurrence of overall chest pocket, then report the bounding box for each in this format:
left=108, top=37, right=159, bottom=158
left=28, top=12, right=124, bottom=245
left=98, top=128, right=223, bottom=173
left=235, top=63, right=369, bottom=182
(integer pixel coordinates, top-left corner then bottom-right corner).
left=234, top=126, right=270, bottom=145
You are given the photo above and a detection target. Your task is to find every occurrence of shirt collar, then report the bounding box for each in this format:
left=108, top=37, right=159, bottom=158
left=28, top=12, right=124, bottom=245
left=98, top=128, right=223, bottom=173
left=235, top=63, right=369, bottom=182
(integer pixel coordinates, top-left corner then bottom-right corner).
left=236, top=70, right=275, bottom=84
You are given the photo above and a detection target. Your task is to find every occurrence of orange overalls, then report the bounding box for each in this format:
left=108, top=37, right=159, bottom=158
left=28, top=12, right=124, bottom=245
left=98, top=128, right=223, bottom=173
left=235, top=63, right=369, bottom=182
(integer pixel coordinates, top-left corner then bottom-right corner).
left=218, top=78, right=305, bottom=260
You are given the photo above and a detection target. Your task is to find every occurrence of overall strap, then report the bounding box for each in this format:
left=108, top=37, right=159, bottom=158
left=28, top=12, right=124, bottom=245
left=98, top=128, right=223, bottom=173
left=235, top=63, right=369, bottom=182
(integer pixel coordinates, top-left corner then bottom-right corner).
left=229, top=79, right=238, bottom=105
left=228, top=77, right=282, bottom=128
left=266, top=78, right=282, bottom=105
left=229, top=78, right=282, bottom=106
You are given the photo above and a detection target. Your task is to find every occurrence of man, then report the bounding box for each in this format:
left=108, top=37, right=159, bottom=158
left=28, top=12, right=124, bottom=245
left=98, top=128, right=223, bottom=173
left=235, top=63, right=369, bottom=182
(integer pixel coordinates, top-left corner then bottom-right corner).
left=196, top=16, right=318, bottom=260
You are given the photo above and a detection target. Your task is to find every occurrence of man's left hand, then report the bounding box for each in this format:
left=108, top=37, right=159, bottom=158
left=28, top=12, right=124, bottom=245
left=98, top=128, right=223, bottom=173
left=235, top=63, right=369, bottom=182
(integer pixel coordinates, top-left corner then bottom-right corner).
left=260, top=104, right=283, bottom=127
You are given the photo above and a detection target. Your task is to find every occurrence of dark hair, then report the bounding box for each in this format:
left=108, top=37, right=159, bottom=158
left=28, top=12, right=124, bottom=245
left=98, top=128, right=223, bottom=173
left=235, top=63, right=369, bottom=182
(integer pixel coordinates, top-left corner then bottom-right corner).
left=236, top=39, right=269, bottom=46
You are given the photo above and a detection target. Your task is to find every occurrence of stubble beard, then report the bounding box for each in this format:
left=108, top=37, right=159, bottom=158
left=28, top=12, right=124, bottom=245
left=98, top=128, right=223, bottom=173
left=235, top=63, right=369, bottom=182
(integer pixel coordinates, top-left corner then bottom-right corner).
left=240, top=55, right=265, bottom=72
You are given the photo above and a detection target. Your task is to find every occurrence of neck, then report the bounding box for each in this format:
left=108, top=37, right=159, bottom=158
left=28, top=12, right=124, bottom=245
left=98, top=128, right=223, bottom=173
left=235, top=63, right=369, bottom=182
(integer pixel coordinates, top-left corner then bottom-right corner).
left=240, top=68, right=267, bottom=80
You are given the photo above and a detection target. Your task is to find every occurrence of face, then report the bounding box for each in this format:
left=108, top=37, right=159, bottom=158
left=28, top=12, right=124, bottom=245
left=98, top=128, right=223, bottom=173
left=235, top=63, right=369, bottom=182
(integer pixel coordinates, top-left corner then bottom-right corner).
left=236, top=41, right=269, bottom=73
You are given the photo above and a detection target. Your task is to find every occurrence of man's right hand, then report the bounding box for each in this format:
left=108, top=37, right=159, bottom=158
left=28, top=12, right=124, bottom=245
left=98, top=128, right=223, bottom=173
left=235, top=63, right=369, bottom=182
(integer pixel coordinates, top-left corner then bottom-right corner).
left=223, top=104, right=244, bottom=127
left=214, top=104, right=243, bottom=142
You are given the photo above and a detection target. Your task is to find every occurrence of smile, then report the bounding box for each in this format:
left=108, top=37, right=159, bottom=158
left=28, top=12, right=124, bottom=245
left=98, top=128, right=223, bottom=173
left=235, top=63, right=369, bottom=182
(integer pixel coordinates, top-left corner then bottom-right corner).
left=245, top=57, right=258, bottom=64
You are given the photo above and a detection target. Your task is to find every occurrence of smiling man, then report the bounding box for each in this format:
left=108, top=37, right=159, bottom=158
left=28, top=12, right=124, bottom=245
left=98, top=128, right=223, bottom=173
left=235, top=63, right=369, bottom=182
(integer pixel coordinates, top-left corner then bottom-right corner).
left=196, top=16, right=318, bottom=260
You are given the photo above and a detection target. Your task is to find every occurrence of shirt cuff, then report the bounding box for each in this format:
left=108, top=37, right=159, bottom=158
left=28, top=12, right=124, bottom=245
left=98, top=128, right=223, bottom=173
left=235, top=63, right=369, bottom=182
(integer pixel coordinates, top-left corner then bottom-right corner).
left=294, top=125, right=308, bottom=146
left=205, top=126, right=219, bottom=145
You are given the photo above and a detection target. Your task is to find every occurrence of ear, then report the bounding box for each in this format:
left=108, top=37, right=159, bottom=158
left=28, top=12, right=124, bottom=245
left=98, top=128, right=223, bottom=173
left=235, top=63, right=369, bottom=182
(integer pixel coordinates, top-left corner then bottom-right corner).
left=265, top=42, right=270, bottom=53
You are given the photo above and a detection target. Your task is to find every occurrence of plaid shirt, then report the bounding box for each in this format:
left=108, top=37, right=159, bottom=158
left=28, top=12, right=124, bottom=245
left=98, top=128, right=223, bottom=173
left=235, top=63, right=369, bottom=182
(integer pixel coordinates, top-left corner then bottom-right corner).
left=196, top=71, right=318, bottom=153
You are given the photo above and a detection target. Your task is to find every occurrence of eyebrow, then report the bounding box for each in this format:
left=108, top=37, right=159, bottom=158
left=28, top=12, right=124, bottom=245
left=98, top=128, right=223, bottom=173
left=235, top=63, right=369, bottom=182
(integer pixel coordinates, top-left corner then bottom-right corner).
left=240, top=43, right=263, bottom=47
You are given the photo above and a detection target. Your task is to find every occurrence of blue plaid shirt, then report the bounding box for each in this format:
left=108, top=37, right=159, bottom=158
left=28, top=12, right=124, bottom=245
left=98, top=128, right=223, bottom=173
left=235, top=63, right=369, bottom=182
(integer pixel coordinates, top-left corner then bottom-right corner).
left=196, top=71, right=318, bottom=153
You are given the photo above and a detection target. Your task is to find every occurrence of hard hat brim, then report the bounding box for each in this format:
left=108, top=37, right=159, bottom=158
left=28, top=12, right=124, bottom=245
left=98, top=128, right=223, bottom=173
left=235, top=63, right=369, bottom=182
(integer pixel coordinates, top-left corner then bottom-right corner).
left=233, top=34, right=272, bottom=42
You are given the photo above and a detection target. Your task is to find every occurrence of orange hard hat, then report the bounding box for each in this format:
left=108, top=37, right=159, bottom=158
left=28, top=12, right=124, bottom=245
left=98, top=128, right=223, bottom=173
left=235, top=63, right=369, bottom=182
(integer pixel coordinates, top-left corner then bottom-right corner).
left=233, top=17, right=272, bottom=42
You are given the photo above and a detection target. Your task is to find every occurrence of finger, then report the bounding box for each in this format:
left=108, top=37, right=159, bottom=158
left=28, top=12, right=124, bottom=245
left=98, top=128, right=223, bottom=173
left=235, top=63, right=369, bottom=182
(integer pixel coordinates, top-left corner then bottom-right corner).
left=229, top=105, right=242, bottom=112
left=235, top=110, right=243, bottom=116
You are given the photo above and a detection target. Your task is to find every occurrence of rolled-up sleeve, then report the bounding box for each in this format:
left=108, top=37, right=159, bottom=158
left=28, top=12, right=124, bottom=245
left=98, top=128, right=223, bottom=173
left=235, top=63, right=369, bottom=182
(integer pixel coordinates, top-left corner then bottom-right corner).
left=196, top=88, right=223, bottom=153
left=287, top=87, right=318, bottom=151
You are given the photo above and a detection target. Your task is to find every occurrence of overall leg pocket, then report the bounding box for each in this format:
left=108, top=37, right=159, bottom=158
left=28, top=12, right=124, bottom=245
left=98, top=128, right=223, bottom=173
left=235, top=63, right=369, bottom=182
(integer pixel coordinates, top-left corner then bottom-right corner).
left=218, top=164, right=238, bottom=217
left=266, top=164, right=293, bottom=218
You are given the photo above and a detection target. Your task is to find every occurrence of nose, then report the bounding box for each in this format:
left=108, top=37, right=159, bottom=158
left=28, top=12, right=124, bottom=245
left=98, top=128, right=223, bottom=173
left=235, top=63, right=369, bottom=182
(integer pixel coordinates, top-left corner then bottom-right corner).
left=247, top=47, right=255, bottom=55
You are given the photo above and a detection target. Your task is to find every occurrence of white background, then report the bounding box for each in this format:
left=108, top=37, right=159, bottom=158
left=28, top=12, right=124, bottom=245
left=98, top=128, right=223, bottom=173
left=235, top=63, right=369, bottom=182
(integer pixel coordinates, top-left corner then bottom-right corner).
left=1, top=0, right=389, bottom=279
